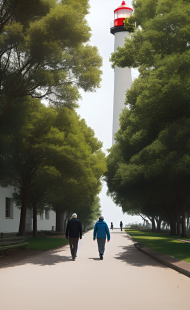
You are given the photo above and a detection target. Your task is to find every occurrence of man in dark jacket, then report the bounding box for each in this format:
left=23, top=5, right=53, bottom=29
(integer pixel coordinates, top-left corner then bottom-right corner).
left=93, top=216, right=110, bottom=260
left=66, top=213, right=82, bottom=260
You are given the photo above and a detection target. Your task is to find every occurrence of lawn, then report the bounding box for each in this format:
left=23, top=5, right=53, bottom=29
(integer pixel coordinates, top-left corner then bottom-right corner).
left=26, top=237, right=68, bottom=251
left=125, top=229, right=190, bottom=263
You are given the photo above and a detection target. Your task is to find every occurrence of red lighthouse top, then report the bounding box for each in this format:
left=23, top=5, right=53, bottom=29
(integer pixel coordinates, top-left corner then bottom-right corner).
left=114, top=1, right=133, bottom=27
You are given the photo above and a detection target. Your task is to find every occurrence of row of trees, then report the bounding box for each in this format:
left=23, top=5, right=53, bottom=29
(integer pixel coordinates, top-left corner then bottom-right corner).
left=105, top=0, right=190, bottom=237
left=1, top=99, right=106, bottom=236
left=0, top=0, right=105, bottom=236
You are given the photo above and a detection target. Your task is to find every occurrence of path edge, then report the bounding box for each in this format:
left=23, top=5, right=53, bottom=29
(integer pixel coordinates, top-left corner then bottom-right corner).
left=135, top=243, right=190, bottom=278
left=125, top=232, right=190, bottom=278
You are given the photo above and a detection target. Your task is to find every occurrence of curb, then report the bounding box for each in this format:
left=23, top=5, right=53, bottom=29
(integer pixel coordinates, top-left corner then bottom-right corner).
left=135, top=243, right=190, bottom=278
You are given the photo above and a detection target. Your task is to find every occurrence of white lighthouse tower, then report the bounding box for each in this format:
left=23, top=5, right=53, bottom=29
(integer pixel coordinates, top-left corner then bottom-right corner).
left=110, top=1, right=133, bottom=144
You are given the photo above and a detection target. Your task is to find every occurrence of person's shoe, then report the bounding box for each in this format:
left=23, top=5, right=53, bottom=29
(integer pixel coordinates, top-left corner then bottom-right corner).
left=100, top=254, right=103, bottom=260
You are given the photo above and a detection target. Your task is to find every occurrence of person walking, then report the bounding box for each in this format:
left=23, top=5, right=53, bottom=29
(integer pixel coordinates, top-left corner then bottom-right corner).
left=66, top=213, right=82, bottom=261
left=93, top=216, right=110, bottom=260
left=120, top=221, right=123, bottom=231
left=111, top=222, right=113, bottom=230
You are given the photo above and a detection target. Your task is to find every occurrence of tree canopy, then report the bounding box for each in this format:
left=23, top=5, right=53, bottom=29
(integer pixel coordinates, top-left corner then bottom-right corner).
left=106, top=0, right=190, bottom=237
left=0, top=0, right=102, bottom=123
left=1, top=99, right=106, bottom=235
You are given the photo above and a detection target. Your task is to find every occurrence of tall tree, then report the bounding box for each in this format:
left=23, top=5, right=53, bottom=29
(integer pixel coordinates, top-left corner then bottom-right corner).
left=1, top=99, right=106, bottom=235
left=106, top=0, right=190, bottom=237
left=0, top=0, right=102, bottom=123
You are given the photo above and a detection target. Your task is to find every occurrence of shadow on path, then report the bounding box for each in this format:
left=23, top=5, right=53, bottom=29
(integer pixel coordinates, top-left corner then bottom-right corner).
left=1, top=247, right=73, bottom=269
left=114, top=235, right=166, bottom=269
left=1, top=233, right=167, bottom=270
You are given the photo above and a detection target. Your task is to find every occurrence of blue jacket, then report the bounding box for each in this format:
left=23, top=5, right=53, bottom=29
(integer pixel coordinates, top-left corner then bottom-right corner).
left=93, top=219, right=110, bottom=240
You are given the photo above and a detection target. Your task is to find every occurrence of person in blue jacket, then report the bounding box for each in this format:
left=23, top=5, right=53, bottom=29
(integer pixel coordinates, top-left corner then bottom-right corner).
left=93, top=216, right=110, bottom=260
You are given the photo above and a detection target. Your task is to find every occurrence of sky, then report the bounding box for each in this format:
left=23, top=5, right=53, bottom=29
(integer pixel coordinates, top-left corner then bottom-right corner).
left=76, top=0, right=142, bottom=227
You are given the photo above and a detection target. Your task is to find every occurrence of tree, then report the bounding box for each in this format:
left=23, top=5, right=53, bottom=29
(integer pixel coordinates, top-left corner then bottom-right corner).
left=0, top=0, right=102, bottom=123
left=1, top=98, right=106, bottom=235
left=77, top=196, right=101, bottom=231
left=106, top=0, right=190, bottom=237
left=111, top=0, right=190, bottom=69
left=123, top=15, right=135, bottom=33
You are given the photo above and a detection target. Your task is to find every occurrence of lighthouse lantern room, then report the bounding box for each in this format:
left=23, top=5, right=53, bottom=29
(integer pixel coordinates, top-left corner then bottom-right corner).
left=114, top=1, right=133, bottom=27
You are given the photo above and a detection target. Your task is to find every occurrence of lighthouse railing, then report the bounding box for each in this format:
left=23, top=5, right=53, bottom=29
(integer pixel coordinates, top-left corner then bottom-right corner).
left=110, top=20, right=114, bottom=29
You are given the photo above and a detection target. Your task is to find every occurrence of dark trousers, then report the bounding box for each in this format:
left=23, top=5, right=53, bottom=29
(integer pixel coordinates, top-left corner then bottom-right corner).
left=120, top=227, right=123, bottom=231
left=97, top=238, right=106, bottom=255
left=69, top=237, right=79, bottom=258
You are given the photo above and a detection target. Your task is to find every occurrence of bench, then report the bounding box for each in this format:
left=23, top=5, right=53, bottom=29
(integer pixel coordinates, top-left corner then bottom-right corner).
left=0, top=237, right=28, bottom=257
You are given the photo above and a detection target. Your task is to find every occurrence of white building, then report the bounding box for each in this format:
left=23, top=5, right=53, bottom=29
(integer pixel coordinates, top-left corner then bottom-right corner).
left=0, top=186, right=56, bottom=234
left=110, top=1, right=133, bottom=144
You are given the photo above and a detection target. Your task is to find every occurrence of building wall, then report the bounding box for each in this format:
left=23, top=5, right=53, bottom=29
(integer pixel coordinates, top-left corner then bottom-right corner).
left=0, top=186, right=56, bottom=233
left=0, top=186, right=21, bottom=233
left=112, top=31, right=132, bottom=144
left=37, top=211, right=56, bottom=231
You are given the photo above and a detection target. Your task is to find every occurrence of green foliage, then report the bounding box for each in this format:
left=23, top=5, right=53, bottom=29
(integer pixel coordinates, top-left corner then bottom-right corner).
left=77, top=195, right=102, bottom=226
left=0, top=0, right=102, bottom=122
left=126, top=229, right=190, bottom=263
left=0, top=98, right=106, bottom=233
left=111, top=0, right=190, bottom=68
left=0, top=0, right=105, bottom=234
left=123, top=16, right=135, bottom=33
left=106, top=0, right=190, bottom=237
left=26, top=237, right=68, bottom=251
left=132, top=0, right=158, bottom=27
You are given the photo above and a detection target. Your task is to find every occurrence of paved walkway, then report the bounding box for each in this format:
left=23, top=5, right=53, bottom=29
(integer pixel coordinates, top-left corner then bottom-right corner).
left=1, top=230, right=190, bottom=310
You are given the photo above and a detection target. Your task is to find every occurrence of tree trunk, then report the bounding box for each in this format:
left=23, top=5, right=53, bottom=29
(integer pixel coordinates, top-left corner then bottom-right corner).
left=170, top=218, right=173, bottom=235
left=157, top=220, right=161, bottom=232
left=169, top=213, right=177, bottom=235
left=155, top=218, right=161, bottom=232
left=171, top=216, right=177, bottom=235
left=187, top=217, right=189, bottom=232
left=0, top=98, right=12, bottom=124
left=56, top=211, right=61, bottom=232
left=174, top=215, right=177, bottom=235
left=33, top=200, right=37, bottom=238
left=17, top=181, right=28, bottom=236
left=151, top=217, right=156, bottom=232
left=177, top=220, right=180, bottom=235
left=181, top=208, right=186, bottom=238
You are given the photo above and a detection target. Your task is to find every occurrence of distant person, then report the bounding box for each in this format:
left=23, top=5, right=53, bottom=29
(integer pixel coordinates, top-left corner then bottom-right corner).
left=120, top=221, right=123, bottom=231
left=66, top=213, right=82, bottom=261
left=93, top=216, right=110, bottom=260
left=111, top=222, right=113, bottom=230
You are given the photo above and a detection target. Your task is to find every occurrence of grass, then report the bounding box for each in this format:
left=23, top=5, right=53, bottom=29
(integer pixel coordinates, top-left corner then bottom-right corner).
left=125, top=229, right=190, bottom=263
left=26, top=237, right=68, bottom=251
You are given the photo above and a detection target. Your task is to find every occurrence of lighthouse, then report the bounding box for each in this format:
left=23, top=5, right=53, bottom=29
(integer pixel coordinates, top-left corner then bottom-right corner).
left=110, top=1, right=133, bottom=144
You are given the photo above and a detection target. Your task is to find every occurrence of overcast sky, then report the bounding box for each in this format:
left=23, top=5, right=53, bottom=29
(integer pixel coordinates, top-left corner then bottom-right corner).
left=77, top=0, right=142, bottom=227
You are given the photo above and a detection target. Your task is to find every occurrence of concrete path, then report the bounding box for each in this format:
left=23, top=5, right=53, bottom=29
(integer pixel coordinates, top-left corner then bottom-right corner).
left=1, top=230, right=190, bottom=310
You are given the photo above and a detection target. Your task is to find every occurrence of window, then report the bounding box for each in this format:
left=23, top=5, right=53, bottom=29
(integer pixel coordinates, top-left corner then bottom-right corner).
left=5, top=198, right=13, bottom=219
left=118, top=9, right=132, bottom=19
left=45, top=210, right=49, bottom=220
left=40, top=212, right=44, bottom=220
